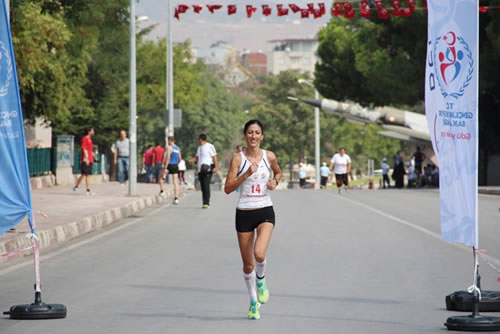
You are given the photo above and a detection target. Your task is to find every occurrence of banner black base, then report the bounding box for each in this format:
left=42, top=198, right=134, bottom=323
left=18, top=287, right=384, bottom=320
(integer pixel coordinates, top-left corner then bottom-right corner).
left=446, top=291, right=500, bottom=312
left=3, top=292, right=66, bottom=320
left=445, top=315, right=500, bottom=332
left=4, top=303, right=67, bottom=320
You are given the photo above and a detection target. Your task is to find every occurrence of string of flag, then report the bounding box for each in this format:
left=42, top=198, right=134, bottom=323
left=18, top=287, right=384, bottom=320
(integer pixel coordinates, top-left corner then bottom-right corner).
left=174, top=1, right=500, bottom=20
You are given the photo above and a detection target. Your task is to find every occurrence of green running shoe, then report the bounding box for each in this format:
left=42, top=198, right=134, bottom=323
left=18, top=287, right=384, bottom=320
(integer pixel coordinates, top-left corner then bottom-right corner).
left=257, top=279, right=269, bottom=304
left=248, top=300, right=260, bottom=320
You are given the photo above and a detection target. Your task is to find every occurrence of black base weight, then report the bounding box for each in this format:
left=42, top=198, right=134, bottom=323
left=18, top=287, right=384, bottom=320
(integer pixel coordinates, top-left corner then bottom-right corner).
left=447, top=291, right=500, bottom=312
left=445, top=315, right=500, bottom=332
left=4, top=303, right=67, bottom=320
left=3, top=292, right=66, bottom=320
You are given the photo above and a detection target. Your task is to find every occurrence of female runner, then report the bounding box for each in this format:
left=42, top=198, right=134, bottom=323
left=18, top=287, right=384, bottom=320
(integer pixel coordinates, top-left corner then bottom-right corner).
left=224, top=120, right=282, bottom=320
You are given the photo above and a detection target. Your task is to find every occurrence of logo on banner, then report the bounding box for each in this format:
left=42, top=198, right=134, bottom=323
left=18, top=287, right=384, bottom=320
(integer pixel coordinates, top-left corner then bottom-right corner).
left=433, top=31, right=473, bottom=99
left=0, top=41, right=13, bottom=97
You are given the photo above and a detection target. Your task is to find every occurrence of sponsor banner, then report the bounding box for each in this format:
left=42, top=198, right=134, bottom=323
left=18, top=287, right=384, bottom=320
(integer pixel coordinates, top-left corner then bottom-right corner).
left=0, top=1, right=33, bottom=235
left=425, top=0, right=479, bottom=247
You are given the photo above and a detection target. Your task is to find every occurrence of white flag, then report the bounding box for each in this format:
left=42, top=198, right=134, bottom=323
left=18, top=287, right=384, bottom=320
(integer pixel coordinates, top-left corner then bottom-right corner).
left=425, top=0, right=479, bottom=247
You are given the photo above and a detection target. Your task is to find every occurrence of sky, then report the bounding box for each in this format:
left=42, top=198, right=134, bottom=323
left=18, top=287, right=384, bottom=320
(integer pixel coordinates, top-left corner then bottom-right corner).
left=136, top=0, right=331, bottom=52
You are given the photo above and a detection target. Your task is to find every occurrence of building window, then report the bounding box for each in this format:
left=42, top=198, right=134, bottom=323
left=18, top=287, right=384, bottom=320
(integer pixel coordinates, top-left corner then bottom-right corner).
left=279, top=57, right=286, bottom=64
left=303, top=57, right=311, bottom=65
left=292, top=57, right=301, bottom=64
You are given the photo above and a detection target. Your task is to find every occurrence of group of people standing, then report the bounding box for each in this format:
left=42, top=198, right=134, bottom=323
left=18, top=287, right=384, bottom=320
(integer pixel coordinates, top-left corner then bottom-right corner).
left=141, top=134, right=218, bottom=207
left=381, top=147, right=439, bottom=189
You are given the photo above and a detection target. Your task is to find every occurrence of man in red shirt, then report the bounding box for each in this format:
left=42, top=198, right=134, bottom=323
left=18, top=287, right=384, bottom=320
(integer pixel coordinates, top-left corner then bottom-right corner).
left=73, top=127, right=98, bottom=195
left=152, top=142, right=166, bottom=196
left=142, top=145, right=154, bottom=183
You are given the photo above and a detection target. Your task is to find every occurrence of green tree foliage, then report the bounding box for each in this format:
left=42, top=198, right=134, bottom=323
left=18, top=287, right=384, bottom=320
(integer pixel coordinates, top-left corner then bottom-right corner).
left=10, top=1, right=91, bottom=130
left=134, top=39, right=247, bottom=167
left=315, top=6, right=427, bottom=107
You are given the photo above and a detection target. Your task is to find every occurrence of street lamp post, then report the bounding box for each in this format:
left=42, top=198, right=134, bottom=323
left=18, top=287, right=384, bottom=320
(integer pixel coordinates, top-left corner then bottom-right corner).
left=166, top=0, right=174, bottom=138
left=129, top=0, right=137, bottom=196
left=298, top=79, right=320, bottom=190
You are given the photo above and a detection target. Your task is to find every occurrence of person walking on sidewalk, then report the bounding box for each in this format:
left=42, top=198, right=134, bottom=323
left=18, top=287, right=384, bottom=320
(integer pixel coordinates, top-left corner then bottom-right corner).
left=188, top=133, right=217, bottom=208
left=330, top=147, right=351, bottom=194
left=73, top=127, right=98, bottom=195
left=113, top=129, right=129, bottom=186
left=163, top=136, right=182, bottom=204
left=152, top=142, right=166, bottom=196
left=224, top=120, right=282, bottom=320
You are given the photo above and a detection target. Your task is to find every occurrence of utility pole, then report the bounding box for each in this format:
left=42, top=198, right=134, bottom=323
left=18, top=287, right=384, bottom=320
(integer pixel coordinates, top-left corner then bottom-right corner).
left=128, top=0, right=137, bottom=196
left=166, top=0, right=174, bottom=138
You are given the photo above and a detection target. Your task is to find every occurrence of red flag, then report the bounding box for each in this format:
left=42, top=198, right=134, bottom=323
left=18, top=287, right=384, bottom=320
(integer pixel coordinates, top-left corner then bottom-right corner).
left=408, top=0, right=416, bottom=12
left=277, top=4, right=289, bottom=16
left=228, top=5, right=237, bottom=15
left=301, top=8, right=310, bottom=18
left=331, top=2, right=344, bottom=16
left=174, top=4, right=189, bottom=20
left=307, top=3, right=323, bottom=18
left=319, top=3, right=326, bottom=15
left=262, top=4, right=272, bottom=16
left=207, top=5, right=222, bottom=13
left=479, top=6, right=488, bottom=13
left=289, top=4, right=302, bottom=13
left=246, top=5, right=257, bottom=18
left=360, top=0, right=371, bottom=18
left=375, top=0, right=390, bottom=19
left=392, top=0, right=402, bottom=16
left=192, top=5, right=203, bottom=13
left=178, top=4, right=189, bottom=14
left=343, top=2, right=355, bottom=19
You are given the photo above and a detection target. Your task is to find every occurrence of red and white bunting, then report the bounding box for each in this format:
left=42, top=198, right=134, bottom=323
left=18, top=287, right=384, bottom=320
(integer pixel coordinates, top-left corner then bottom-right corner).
left=173, top=2, right=500, bottom=20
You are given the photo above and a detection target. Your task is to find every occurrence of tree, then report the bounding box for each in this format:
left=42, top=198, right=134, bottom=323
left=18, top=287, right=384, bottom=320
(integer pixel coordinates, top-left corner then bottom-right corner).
left=11, top=2, right=91, bottom=130
left=315, top=7, right=427, bottom=108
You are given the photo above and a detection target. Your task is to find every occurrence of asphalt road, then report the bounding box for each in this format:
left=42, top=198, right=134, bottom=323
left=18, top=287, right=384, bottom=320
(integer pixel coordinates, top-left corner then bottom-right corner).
left=1, top=188, right=499, bottom=334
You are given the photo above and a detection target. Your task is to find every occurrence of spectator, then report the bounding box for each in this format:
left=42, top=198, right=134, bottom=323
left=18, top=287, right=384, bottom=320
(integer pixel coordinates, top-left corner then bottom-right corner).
left=320, top=162, right=330, bottom=189
left=152, top=142, right=166, bottom=196
left=178, top=159, right=186, bottom=185
left=381, top=157, right=391, bottom=189
left=299, top=163, right=307, bottom=188
left=392, top=151, right=405, bottom=189
left=142, top=145, right=154, bottom=183
left=188, top=133, right=218, bottom=208
left=412, top=146, right=426, bottom=186
left=113, top=129, right=129, bottom=186
left=73, top=127, right=98, bottom=195
left=407, top=163, right=416, bottom=188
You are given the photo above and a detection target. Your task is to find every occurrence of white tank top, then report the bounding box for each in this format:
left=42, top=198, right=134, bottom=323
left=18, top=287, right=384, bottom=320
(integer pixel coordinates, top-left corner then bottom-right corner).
left=237, top=150, right=273, bottom=209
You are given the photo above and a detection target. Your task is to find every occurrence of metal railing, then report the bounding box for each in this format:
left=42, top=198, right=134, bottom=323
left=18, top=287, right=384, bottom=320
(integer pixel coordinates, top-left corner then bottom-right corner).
left=27, top=148, right=52, bottom=176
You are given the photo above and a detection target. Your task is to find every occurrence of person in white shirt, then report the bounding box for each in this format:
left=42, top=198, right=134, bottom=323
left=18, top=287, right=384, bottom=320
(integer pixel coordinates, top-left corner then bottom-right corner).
left=224, top=120, right=282, bottom=320
left=381, top=157, right=391, bottom=189
left=329, top=147, right=351, bottom=193
left=320, top=162, right=330, bottom=189
left=188, top=134, right=217, bottom=208
left=298, top=163, right=307, bottom=188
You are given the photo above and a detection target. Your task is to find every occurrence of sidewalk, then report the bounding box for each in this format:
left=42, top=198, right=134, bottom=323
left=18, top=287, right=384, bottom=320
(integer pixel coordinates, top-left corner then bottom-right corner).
left=0, top=181, right=187, bottom=264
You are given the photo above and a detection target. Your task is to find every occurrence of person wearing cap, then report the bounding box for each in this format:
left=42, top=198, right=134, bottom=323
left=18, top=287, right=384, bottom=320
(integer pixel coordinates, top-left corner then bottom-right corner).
left=381, top=157, right=391, bottom=189
left=320, top=162, right=330, bottom=189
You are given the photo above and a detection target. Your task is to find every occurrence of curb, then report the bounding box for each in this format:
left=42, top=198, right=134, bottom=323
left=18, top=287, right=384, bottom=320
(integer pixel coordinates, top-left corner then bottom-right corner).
left=0, top=186, right=182, bottom=263
left=30, top=175, right=56, bottom=191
